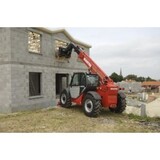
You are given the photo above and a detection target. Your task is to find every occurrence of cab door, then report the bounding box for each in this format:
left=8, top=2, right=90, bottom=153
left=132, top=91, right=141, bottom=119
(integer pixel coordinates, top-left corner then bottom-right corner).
left=70, top=73, right=86, bottom=98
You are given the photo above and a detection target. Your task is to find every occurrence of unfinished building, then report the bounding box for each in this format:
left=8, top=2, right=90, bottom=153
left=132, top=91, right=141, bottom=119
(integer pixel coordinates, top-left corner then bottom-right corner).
left=0, top=28, right=91, bottom=113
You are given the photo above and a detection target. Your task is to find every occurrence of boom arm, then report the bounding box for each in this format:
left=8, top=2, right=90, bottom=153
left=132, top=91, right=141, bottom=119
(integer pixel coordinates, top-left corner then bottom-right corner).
left=59, top=43, right=113, bottom=84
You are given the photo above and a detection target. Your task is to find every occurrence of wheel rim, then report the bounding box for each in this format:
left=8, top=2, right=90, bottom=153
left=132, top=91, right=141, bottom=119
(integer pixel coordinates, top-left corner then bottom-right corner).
left=61, top=93, right=67, bottom=104
left=84, top=99, right=93, bottom=113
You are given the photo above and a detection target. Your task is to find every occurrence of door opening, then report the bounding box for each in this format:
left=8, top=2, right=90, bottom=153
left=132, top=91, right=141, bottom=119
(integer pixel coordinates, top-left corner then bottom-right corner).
left=56, top=74, right=69, bottom=97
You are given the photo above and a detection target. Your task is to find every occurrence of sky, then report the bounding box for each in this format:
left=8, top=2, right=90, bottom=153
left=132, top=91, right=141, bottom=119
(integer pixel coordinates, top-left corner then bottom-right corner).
left=65, top=28, right=160, bottom=80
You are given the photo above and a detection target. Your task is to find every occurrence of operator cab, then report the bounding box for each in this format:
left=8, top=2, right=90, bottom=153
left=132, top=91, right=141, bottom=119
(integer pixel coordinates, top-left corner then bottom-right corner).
left=70, top=72, right=99, bottom=98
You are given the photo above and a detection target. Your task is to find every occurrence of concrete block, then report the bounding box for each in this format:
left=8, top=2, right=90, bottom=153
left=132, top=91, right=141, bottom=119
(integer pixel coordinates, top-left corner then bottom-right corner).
left=125, top=106, right=142, bottom=116
left=125, top=104, right=146, bottom=117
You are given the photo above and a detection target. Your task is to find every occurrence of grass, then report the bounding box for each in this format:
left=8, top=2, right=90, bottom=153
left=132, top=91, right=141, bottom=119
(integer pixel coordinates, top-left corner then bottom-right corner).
left=0, top=106, right=160, bottom=132
left=127, top=113, right=160, bottom=122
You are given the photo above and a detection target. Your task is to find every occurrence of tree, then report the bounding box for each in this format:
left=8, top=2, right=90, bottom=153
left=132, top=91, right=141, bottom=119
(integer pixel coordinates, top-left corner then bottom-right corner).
left=124, top=74, right=137, bottom=81
left=111, top=72, right=156, bottom=82
left=145, top=76, right=156, bottom=81
left=124, top=75, right=156, bottom=82
left=136, top=76, right=145, bottom=82
left=110, top=72, right=123, bottom=82
left=118, top=75, right=123, bottom=82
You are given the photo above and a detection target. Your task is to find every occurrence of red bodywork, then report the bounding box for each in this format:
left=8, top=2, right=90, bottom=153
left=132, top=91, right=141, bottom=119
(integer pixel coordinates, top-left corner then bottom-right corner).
left=71, top=47, right=119, bottom=108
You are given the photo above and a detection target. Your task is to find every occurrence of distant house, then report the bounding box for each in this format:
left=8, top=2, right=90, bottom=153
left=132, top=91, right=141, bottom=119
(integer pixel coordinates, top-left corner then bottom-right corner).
left=142, top=81, right=160, bottom=92
left=0, top=27, right=91, bottom=113
left=117, top=81, right=142, bottom=93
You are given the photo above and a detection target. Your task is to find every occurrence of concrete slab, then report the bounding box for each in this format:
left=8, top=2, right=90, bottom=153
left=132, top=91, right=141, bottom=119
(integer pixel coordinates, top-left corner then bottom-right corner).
left=146, top=98, right=160, bottom=117
left=125, top=98, right=160, bottom=117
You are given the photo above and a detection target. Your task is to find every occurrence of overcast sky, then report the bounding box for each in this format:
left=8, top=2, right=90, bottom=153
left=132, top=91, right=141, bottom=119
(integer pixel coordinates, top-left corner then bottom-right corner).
left=65, top=28, right=160, bottom=80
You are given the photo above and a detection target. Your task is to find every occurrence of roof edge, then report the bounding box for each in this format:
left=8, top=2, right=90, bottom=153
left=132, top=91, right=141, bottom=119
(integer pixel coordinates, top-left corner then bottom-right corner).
left=142, top=81, right=160, bottom=86
left=35, top=27, right=92, bottom=48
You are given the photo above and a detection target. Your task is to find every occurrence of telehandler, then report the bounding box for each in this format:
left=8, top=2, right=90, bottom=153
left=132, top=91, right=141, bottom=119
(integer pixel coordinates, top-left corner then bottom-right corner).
left=59, top=43, right=126, bottom=117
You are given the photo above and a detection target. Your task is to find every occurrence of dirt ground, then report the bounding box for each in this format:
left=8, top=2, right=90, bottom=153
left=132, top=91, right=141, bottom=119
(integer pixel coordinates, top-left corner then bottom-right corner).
left=0, top=106, right=160, bottom=132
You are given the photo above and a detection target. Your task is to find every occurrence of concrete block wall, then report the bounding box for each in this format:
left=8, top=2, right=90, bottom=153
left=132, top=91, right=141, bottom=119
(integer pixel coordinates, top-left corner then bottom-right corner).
left=10, top=64, right=87, bottom=112
left=0, top=28, right=12, bottom=113
left=0, top=27, right=89, bottom=113
left=10, top=28, right=87, bottom=70
left=10, top=28, right=53, bottom=66
left=0, top=28, right=11, bottom=62
left=10, top=64, right=56, bottom=112
left=0, top=64, right=12, bottom=113
left=52, top=32, right=89, bottom=70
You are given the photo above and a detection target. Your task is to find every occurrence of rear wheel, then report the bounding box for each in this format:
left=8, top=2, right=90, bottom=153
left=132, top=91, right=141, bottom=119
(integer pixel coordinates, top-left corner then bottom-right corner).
left=83, top=94, right=101, bottom=117
left=60, top=89, right=71, bottom=108
left=109, top=92, right=126, bottom=113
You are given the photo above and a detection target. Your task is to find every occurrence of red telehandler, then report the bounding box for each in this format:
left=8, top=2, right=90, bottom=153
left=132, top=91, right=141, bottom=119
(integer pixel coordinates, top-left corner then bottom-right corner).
left=58, top=43, right=126, bottom=117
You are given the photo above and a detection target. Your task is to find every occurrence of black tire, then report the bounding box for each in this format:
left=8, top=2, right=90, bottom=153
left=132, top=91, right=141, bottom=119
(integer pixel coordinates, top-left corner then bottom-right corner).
left=60, top=89, right=71, bottom=108
left=83, top=94, right=101, bottom=117
left=109, top=92, right=126, bottom=113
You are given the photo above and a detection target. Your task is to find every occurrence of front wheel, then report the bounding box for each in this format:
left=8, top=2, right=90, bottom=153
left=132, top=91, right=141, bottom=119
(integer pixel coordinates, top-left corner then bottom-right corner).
left=60, top=89, right=72, bottom=108
left=109, top=92, right=126, bottom=113
left=83, top=94, right=101, bottom=117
